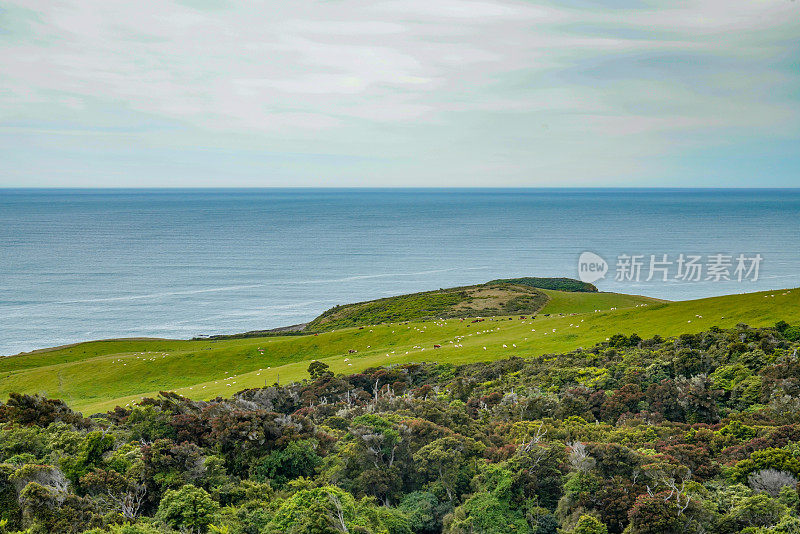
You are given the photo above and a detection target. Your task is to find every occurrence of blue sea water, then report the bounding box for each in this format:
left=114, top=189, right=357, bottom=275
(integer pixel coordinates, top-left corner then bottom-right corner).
left=1, top=188, right=799, bottom=356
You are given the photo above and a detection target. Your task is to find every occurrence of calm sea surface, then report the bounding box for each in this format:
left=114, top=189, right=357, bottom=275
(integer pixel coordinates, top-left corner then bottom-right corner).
left=1, top=188, right=799, bottom=355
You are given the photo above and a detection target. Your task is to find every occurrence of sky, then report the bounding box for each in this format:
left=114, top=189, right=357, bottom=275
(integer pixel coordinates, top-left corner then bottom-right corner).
left=0, top=0, right=798, bottom=187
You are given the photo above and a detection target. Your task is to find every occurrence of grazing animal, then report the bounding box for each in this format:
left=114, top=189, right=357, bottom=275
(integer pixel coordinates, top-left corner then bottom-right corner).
left=433, top=344, right=441, bottom=348
left=348, top=349, right=357, bottom=354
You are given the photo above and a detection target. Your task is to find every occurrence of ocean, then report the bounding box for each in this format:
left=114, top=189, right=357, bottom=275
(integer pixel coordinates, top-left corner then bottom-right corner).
left=1, top=188, right=799, bottom=356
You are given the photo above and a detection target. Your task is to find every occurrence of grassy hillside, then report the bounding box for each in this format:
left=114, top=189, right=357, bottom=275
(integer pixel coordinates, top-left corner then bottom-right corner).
left=0, top=287, right=796, bottom=414
left=538, top=288, right=663, bottom=315
left=304, top=277, right=635, bottom=332
left=305, top=282, right=549, bottom=331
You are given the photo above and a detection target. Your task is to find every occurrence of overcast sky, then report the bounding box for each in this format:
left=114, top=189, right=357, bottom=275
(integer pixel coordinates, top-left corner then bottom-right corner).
left=1, top=0, right=798, bottom=187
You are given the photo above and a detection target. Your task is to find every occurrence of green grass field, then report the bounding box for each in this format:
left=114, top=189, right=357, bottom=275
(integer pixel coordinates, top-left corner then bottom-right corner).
left=538, top=289, right=664, bottom=314
left=1, top=287, right=797, bottom=414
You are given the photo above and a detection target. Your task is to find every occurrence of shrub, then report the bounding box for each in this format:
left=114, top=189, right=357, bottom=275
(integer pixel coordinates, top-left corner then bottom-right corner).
left=774, top=321, right=790, bottom=333
left=443, top=493, right=528, bottom=533
left=728, top=493, right=787, bottom=529
left=398, top=492, right=443, bottom=534
left=157, top=484, right=218, bottom=533
left=731, top=448, right=800, bottom=483
left=254, top=439, right=321, bottom=487
left=783, top=326, right=800, bottom=342
left=572, top=514, right=608, bottom=534
left=748, top=469, right=799, bottom=497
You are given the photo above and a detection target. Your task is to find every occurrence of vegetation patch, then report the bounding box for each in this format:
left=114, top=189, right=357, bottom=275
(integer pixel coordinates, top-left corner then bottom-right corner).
left=305, top=282, right=551, bottom=331
left=488, top=276, right=599, bottom=292
left=3, top=323, right=800, bottom=533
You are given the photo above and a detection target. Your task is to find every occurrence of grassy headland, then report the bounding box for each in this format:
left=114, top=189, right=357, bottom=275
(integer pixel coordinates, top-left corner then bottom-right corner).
left=304, top=277, right=646, bottom=332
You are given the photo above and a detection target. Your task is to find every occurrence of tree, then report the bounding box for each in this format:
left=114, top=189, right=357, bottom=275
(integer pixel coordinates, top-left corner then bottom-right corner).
left=140, top=438, right=208, bottom=506
left=413, top=436, right=484, bottom=502
left=9, top=464, right=70, bottom=496
left=157, top=484, right=218, bottom=533
left=17, top=481, right=98, bottom=533
left=608, top=334, right=628, bottom=348
left=727, top=493, right=787, bottom=529
left=443, top=493, right=528, bottom=534
left=529, top=507, right=559, bottom=534
left=0, top=464, right=21, bottom=531
left=270, top=486, right=355, bottom=534
left=208, top=409, right=313, bottom=477
left=355, top=466, right=403, bottom=506
left=784, top=326, right=800, bottom=342
left=80, top=468, right=146, bottom=520
left=748, top=469, right=799, bottom=497
left=506, top=444, right=566, bottom=510
left=567, top=441, right=595, bottom=474
left=347, top=414, right=404, bottom=469
left=398, top=491, right=445, bottom=534
left=593, top=476, right=637, bottom=533
left=731, top=448, right=800, bottom=483
left=308, top=361, right=334, bottom=380
left=715, top=419, right=756, bottom=442
left=255, top=439, right=321, bottom=487
left=572, top=514, right=608, bottom=534
left=268, top=485, right=410, bottom=534
left=0, top=393, right=89, bottom=428
left=626, top=492, right=684, bottom=534
left=60, top=430, right=115, bottom=486
left=126, top=404, right=177, bottom=442
left=600, top=385, right=643, bottom=422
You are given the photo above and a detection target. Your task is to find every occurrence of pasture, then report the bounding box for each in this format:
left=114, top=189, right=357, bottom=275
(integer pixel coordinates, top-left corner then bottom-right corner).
left=0, top=287, right=796, bottom=414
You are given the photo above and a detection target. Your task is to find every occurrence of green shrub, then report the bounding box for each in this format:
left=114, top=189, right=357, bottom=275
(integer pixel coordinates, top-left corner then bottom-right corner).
left=572, top=514, right=608, bottom=534
left=157, top=484, right=218, bottom=533
left=254, top=440, right=321, bottom=487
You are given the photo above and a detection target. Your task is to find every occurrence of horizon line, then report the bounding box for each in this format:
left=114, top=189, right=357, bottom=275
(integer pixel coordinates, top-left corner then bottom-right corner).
left=3, top=186, right=800, bottom=191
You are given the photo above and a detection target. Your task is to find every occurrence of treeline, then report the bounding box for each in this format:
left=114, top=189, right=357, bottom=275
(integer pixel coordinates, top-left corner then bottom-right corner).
left=2, top=323, right=800, bottom=533
left=487, top=278, right=598, bottom=293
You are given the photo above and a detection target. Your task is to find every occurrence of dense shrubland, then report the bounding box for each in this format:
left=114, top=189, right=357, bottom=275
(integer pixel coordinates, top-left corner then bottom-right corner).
left=487, top=278, right=597, bottom=293
left=2, top=323, right=800, bottom=533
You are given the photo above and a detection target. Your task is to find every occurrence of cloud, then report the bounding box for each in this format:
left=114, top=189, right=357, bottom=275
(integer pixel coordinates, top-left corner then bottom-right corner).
left=0, top=0, right=798, bottom=186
